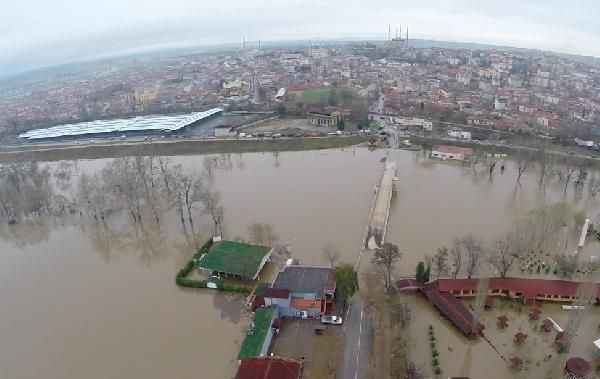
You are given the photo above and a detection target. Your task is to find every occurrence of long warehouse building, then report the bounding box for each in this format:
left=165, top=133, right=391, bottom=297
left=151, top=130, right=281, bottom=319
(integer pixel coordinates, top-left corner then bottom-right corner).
left=18, top=108, right=223, bottom=141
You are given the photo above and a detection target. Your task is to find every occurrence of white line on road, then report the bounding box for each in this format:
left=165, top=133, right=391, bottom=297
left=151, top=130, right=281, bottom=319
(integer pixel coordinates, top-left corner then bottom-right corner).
left=343, top=305, right=351, bottom=332
left=355, top=306, right=364, bottom=379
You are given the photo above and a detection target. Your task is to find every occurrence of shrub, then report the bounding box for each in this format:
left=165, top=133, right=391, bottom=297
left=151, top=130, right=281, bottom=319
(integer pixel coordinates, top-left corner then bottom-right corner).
left=434, top=367, right=441, bottom=375
left=596, top=362, right=600, bottom=373
left=430, top=335, right=436, bottom=342
left=432, top=349, right=439, bottom=357
left=430, top=341, right=435, bottom=349
left=432, top=358, right=439, bottom=366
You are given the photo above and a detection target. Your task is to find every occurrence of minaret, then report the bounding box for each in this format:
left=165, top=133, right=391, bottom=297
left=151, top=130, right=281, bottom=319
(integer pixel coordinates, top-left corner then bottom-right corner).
left=388, top=25, right=391, bottom=41
left=243, top=37, right=246, bottom=50
left=406, top=27, right=409, bottom=45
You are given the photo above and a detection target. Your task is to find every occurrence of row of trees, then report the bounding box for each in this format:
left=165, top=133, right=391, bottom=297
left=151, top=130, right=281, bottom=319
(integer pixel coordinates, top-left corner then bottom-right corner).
left=0, top=156, right=229, bottom=242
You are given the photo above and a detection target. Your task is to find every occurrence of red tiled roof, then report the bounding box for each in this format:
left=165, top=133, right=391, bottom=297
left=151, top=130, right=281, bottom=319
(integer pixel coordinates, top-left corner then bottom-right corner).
left=235, top=357, right=302, bottom=379
left=422, top=281, right=483, bottom=336
left=290, top=297, right=321, bottom=310
left=264, top=288, right=290, bottom=299
left=396, top=279, right=420, bottom=289
left=435, top=278, right=600, bottom=300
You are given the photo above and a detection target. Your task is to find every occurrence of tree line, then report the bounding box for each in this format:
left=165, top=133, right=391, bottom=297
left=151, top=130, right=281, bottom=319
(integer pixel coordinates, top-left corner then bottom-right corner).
left=0, top=155, right=233, bottom=240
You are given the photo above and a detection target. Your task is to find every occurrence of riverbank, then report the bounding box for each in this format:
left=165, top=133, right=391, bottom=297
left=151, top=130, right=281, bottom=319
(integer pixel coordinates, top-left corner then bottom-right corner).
left=0, top=136, right=371, bottom=163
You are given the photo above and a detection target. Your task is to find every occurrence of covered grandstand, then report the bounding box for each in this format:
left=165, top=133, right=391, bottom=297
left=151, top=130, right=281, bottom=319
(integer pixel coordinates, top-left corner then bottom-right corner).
left=18, top=108, right=223, bottom=141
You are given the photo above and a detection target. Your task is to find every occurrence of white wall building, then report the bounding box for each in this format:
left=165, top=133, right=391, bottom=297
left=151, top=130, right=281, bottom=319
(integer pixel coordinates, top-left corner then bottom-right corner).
left=494, top=96, right=508, bottom=110
left=431, top=145, right=474, bottom=161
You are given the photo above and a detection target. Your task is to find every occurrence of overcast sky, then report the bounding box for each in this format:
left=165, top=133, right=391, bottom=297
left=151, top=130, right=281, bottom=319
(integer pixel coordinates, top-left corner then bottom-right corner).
left=2, top=0, right=600, bottom=76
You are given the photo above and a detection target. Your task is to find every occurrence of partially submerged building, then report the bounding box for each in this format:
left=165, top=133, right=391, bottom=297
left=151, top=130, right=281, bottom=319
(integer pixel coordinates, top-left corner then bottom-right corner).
left=195, top=240, right=272, bottom=280
left=257, top=262, right=336, bottom=318
left=237, top=307, right=280, bottom=361
left=235, top=356, right=302, bottom=379
left=431, top=145, right=473, bottom=161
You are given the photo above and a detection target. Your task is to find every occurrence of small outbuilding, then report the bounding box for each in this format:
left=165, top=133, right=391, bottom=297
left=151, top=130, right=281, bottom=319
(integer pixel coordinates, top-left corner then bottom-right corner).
left=196, top=240, right=272, bottom=280
left=541, top=319, right=553, bottom=333
left=497, top=315, right=508, bottom=329
left=509, top=357, right=523, bottom=371
left=564, top=357, right=591, bottom=379
left=514, top=332, right=528, bottom=345
left=529, top=306, right=542, bottom=320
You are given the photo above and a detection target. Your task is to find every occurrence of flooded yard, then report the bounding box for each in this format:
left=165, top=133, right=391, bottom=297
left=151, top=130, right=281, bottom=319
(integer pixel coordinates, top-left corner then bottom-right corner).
left=0, top=147, right=599, bottom=378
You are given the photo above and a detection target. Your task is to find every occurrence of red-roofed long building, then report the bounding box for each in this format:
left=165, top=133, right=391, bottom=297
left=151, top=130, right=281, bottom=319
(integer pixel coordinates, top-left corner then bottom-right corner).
left=235, top=357, right=302, bottom=379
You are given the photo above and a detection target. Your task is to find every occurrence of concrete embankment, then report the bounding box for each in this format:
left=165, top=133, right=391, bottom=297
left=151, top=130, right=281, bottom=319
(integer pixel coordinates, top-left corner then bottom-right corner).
left=0, top=136, right=371, bottom=163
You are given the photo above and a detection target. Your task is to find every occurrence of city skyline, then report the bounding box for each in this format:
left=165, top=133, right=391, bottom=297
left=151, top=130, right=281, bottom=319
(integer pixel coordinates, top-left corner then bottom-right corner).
left=2, top=0, right=600, bottom=76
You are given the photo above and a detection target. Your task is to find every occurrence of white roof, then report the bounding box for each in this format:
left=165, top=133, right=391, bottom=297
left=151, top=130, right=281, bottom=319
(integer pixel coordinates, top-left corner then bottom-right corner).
left=19, top=108, right=222, bottom=140
left=594, top=338, right=600, bottom=350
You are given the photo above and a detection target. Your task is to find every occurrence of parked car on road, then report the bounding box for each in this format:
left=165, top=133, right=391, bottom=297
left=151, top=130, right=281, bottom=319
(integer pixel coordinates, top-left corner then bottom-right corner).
left=321, top=315, right=343, bottom=325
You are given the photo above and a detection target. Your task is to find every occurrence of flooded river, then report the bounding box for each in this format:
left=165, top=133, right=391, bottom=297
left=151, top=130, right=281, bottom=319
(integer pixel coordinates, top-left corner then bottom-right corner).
left=0, top=147, right=598, bottom=378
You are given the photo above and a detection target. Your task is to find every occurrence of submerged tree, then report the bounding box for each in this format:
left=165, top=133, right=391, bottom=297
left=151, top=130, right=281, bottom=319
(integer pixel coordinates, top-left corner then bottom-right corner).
left=322, top=244, right=341, bottom=268
left=489, top=232, right=519, bottom=277
left=431, top=246, right=449, bottom=279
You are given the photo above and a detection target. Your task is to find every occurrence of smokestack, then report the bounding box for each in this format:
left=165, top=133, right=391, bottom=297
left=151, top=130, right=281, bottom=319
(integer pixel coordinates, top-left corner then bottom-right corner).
left=388, top=25, right=391, bottom=41
left=406, top=27, right=409, bottom=44
left=258, top=39, right=261, bottom=49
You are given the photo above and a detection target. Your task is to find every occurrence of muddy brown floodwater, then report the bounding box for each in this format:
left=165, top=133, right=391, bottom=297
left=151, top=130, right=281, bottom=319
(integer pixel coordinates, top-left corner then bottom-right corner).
left=0, top=147, right=599, bottom=378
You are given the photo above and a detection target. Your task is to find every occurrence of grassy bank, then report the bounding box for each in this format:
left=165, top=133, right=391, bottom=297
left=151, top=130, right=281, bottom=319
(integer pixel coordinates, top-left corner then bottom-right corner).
left=0, top=136, right=370, bottom=163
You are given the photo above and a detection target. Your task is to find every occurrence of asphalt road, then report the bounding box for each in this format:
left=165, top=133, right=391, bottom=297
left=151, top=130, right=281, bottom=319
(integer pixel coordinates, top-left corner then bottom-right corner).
left=340, top=297, right=372, bottom=379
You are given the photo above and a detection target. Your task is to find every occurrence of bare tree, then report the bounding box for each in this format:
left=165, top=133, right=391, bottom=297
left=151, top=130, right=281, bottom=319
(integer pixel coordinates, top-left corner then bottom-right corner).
left=555, top=254, right=578, bottom=278
left=561, top=281, right=597, bottom=351
left=489, top=232, right=518, bottom=277
left=463, top=234, right=485, bottom=278
left=431, top=246, right=449, bottom=279
left=322, top=244, right=341, bottom=268
left=451, top=234, right=485, bottom=278
left=372, top=242, right=402, bottom=290
left=515, top=149, right=533, bottom=185
left=537, top=148, right=552, bottom=187
left=560, top=156, right=578, bottom=194
left=247, top=222, right=279, bottom=246
left=201, top=190, right=225, bottom=236
left=450, top=238, right=462, bottom=278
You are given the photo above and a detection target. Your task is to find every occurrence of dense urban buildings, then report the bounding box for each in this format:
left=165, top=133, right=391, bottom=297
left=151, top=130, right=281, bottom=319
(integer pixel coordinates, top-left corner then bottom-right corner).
left=1, top=41, right=599, bottom=145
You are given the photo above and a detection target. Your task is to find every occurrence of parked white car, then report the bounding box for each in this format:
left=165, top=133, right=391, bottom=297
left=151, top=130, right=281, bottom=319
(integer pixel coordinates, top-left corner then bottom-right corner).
left=321, top=315, right=343, bottom=325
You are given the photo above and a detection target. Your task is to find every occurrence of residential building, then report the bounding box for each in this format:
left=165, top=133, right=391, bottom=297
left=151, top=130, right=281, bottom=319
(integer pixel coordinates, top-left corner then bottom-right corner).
left=494, top=96, right=508, bottom=110
left=262, top=263, right=336, bottom=318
